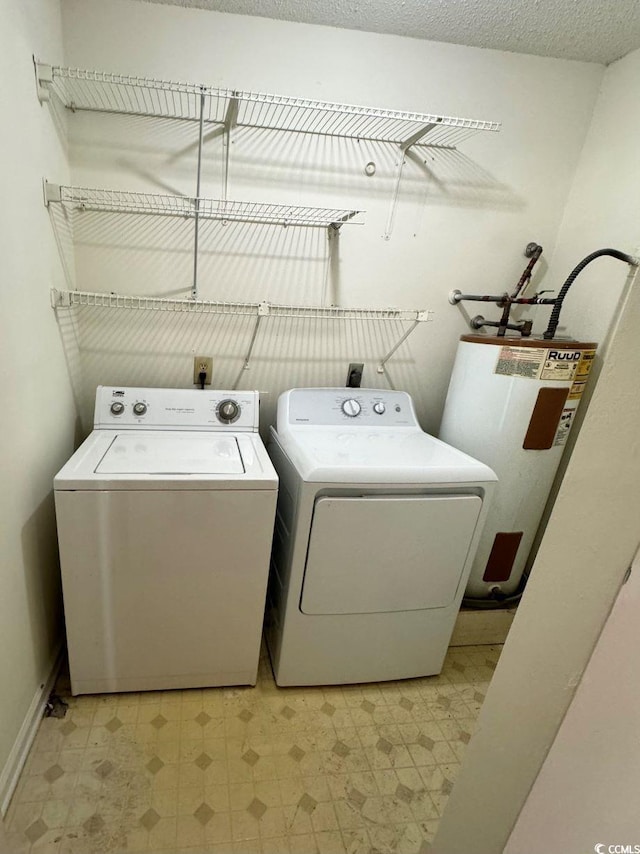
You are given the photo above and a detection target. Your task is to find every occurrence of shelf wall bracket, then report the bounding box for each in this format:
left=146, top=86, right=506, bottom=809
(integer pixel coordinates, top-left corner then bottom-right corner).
left=325, top=225, right=340, bottom=306
left=376, top=310, right=432, bottom=374
left=383, top=120, right=440, bottom=241
left=399, top=121, right=440, bottom=154
left=222, top=94, right=239, bottom=201
left=328, top=209, right=358, bottom=232
left=51, top=288, right=73, bottom=308
left=34, top=58, right=53, bottom=103
left=232, top=301, right=270, bottom=389
left=192, top=88, right=206, bottom=301
left=43, top=180, right=61, bottom=206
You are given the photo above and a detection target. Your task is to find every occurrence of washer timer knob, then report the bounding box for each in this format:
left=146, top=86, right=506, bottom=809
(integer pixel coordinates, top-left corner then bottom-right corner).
left=110, top=401, right=124, bottom=416
left=342, top=399, right=362, bottom=418
left=217, top=399, right=240, bottom=423
left=133, top=402, right=148, bottom=416
left=373, top=402, right=386, bottom=415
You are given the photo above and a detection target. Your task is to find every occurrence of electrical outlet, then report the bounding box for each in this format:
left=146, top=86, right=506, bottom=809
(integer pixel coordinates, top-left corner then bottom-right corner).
left=193, top=356, right=213, bottom=386
left=346, top=362, right=364, bottom=388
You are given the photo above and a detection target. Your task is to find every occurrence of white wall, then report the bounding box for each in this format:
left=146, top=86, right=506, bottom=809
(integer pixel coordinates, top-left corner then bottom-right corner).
left=431, top=49, right=640, bottom=854
left=505, top=546, right=640, bottom=854
left=520, top=47, right=640, bottom=592
left=0, top=0, right=76, bottom=809
left=58, top=0, right=603, bottom=434
left=541, top=46, right=640, bottom=347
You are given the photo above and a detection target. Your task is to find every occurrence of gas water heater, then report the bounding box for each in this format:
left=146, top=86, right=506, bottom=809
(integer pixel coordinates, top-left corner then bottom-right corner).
left=439, top=335, right=595, bottom=598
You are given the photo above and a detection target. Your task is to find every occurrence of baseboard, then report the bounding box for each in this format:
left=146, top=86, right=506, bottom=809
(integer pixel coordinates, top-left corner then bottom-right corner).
left=0, top=639, right=63, bottom=817
left=450, top=606, right=518, bottom=646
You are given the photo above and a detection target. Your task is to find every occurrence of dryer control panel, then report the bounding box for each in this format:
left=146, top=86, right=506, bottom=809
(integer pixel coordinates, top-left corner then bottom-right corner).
left=94, top=387, right=260, bottom=431
left=280, top=388, right=419, bottom=427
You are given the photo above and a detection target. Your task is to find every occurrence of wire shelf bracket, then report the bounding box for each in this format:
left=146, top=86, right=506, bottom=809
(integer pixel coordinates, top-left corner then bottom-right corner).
left=34, top=61, right=53, bottom=102
left=223, top=95, right=239, bottom=200
left=51, top=288, right=432, bottom=379
left=384, top=117, right=462, bottom=240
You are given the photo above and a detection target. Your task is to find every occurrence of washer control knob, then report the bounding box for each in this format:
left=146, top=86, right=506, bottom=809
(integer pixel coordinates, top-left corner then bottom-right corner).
left=342, top=399, right=361, bottom=418
left=133, top=402, right=147, bottom=416
left=218, top=399, right=240, bottom=423
left=373, top=402, right=386, bottom=415
left=110, top=401, right=125, bottom=416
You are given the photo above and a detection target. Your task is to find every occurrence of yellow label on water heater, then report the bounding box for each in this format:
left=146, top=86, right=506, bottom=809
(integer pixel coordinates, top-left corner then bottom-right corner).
left=568, top=349, right=596, bottom=399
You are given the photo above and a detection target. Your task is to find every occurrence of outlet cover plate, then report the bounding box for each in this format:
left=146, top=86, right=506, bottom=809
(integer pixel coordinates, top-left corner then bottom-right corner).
left=193, top=356, right=213, bottom=385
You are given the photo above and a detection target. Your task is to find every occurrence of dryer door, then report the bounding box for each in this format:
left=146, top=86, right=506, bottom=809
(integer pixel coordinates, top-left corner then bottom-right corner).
left=300, top=494, right=482, bottom=615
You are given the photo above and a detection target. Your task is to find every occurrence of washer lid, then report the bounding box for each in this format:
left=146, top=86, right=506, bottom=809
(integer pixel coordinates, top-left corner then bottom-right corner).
left=95, top=433, right=244, bottom=475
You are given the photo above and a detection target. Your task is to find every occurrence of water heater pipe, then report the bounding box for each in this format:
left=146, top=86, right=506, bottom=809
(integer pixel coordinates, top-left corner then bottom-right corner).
left=542, top=248, right=638, bottom=339
left=450, top=242, right=543, bottom=336
left=451, top=245, right=638, bottom=339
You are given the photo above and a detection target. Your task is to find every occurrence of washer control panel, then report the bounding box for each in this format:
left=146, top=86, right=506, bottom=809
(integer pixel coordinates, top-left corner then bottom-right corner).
left=94, top=387, right=259, bottom=431
left=283, top=388, right=418, bottom=427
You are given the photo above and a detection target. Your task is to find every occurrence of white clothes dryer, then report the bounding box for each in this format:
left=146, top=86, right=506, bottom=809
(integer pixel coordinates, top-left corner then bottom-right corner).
left=265, top=388, right=497, bottom=686
left=54, top=386, right=278, bottom=695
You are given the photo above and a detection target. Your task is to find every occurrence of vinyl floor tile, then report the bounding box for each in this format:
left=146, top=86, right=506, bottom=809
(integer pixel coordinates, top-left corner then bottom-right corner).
left=3, top=643, right=500, bottom=853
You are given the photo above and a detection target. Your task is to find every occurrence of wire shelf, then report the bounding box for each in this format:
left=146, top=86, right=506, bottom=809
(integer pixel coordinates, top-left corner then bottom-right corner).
left=41, top=65, right=226, bottom=123
left=231, top=90, right=500, bottom=146
left=51, top=289, right=432, bottom=322
left=45, top=183, right=362, bottom=228
left=37, top=63, right=501, bottom=147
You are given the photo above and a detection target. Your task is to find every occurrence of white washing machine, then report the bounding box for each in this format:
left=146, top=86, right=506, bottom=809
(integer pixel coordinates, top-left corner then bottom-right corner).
left=54, top=386, right=278, bottom=695
left=265, top=388, right=497, bottom=686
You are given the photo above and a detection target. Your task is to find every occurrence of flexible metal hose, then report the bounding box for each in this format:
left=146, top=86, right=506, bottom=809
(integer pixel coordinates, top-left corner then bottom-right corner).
left=543, top=248, right=636, bottom=339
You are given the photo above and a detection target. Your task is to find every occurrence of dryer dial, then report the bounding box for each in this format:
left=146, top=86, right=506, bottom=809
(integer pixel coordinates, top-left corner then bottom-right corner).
left=110, top=402, right=125, bottom=416
left=133, top=402, right=148, bottom=416
left=342, top=399, right=361, bottom=418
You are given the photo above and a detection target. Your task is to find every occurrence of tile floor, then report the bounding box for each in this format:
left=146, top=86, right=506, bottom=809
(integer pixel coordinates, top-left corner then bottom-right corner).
left=2, top=643, right=501, bottom=854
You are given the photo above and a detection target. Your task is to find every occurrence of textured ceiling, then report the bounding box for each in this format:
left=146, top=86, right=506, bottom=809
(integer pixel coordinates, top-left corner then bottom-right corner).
left=136, top=0, right=640, bottom=65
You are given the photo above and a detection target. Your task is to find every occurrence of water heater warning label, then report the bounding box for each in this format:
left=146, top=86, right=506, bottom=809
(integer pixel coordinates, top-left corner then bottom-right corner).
left=568, top=349, right=597, bottom=399
left=554, top=408, right=576, bottom=446
left=495, top=347, right=546, bottom=379
left=495, top=346, right=590, bottom=382
left=540, top=350, right=581, bottom=381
